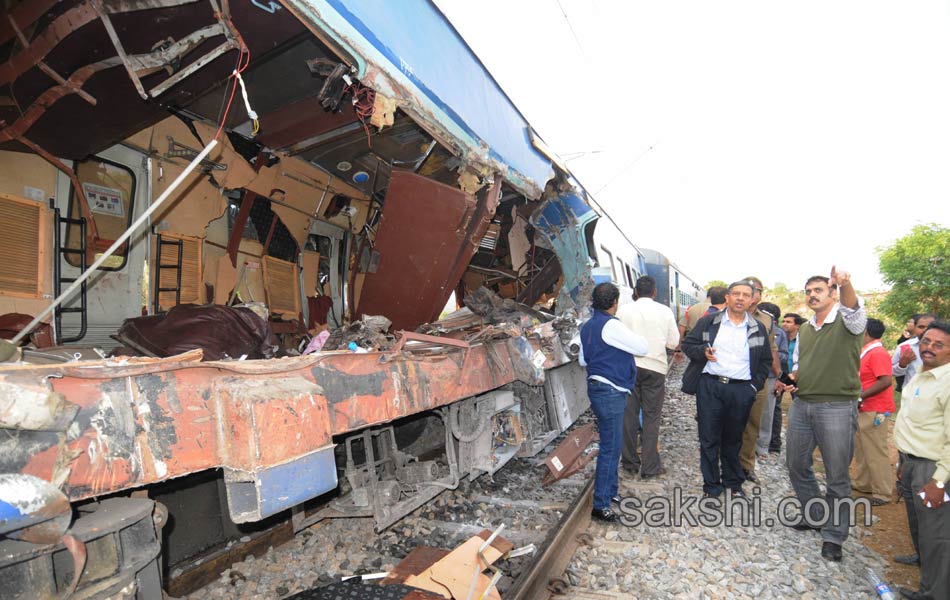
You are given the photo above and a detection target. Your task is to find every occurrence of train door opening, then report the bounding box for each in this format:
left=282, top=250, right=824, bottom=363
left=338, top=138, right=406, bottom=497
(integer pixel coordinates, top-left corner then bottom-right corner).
left=55, top=145, right=150, bottom=349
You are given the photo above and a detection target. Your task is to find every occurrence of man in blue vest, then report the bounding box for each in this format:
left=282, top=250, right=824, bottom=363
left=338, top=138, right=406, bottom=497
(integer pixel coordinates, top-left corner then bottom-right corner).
left=579, top=282, right=648, bottom=522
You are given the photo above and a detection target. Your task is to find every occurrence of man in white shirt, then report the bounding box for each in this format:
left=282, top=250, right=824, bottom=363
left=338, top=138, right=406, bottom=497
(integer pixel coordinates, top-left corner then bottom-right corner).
left=617, top=276, right=680, bottom=479
left=681, top=281, right=772, bottom=498
left=892, top=313, right=936, bottom=388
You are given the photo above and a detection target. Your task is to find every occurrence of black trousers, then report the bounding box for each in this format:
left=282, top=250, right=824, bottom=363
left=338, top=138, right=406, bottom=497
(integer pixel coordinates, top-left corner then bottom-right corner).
left=898, top=453, right=950, bottom=599
left=696, top=376, right=757, bottom=496
left=621, top=368, right=666, bottom=476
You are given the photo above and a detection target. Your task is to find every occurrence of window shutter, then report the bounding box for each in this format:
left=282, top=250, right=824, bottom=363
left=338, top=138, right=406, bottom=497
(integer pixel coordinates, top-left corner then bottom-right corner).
left=0, top=194, right=47, bottom=298
left=157, top=234, right=202, bottom=309
left=262, top=256, right=299, bottom=317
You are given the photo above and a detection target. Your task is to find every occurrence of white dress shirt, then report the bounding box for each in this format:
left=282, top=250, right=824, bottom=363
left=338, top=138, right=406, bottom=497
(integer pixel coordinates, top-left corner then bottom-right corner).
left=791, top=301, right=866, bottom=371
left=703, top=312, right=752, bottom=380
left=891, top=337, right=922, bottom=383
left=616, top=297, right=680, bottom=375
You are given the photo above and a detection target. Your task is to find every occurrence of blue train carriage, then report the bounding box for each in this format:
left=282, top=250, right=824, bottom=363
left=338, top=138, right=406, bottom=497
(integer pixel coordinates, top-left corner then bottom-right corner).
left=641, top=249, right=703, bottom=321
left=585, top=204, right=647, bottom=308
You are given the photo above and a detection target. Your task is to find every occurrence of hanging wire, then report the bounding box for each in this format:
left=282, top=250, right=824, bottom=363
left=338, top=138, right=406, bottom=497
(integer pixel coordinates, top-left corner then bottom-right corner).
left=213, top=45, right=251, bottom=141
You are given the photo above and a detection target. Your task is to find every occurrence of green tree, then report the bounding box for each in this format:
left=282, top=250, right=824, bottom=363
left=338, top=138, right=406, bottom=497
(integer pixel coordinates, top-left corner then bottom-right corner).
left=878, top=224, right=950, bottom=320
left=861, top=291, right=904, bottom=349
left=763, top=282, right=806, bottom=318
left=705, top=279, right=729, bottom=289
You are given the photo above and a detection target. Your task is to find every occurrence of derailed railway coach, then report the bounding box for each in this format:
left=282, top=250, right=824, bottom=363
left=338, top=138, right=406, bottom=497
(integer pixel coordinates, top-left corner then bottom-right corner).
left=0, top=1, right=608, bottom=596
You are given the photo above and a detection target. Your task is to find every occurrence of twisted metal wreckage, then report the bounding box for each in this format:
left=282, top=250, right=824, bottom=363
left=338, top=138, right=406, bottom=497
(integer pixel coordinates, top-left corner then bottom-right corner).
left=0, top=0, right=606, bottom=596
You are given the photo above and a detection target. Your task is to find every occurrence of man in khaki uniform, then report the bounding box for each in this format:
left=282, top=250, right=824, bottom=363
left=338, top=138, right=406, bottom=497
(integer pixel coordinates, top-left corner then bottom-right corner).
left=738, top=276, right=780, bottom=483
left=679, top=292, right=711, bottom=337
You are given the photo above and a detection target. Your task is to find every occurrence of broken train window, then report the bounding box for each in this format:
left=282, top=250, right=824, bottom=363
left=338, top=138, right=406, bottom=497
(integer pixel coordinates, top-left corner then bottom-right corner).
left=65, top=156, right=136, bottom=271
left=227, top=194, right=299, bottom=263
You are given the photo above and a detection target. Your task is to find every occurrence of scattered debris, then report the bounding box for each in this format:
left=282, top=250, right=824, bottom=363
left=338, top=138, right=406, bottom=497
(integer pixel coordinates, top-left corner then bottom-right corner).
left=463, top=287, right=544, bottom=327
left=322, top=315, right=394, bottom=351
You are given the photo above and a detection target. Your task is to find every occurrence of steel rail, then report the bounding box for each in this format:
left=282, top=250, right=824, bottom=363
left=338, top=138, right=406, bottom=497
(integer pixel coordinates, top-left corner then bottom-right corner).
left=506, top=477, right=594, bottom=600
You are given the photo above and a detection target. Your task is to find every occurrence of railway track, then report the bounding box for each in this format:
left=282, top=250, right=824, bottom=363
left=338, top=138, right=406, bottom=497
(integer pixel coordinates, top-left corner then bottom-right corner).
left=168, top=418, right=599, bottom=600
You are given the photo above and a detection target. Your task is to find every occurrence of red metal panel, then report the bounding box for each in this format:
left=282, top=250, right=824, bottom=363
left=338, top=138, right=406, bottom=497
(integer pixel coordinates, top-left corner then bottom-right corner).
left=214, top=376, right=332, bottom=468
left=357, top=170, right=476, bottom=331
left=1, top=336, right=562, bottom=502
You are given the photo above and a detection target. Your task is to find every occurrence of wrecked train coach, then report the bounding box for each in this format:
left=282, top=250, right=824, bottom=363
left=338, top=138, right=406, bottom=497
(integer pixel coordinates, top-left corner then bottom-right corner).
left=0, top=0, right=609, bottom=596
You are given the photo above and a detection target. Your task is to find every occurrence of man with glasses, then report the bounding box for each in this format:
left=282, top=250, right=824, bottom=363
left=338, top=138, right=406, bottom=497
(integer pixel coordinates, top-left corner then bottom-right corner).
left=893, top=320, right=950, bottom=600
left=777, top=267, right=866, bottom=562
left=681, top=281, right=772, bottom=500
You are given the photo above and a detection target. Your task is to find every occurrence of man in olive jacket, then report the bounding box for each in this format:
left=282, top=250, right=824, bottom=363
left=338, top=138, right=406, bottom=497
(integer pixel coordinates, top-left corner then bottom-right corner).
left=681, top=281, right=773, bottom=499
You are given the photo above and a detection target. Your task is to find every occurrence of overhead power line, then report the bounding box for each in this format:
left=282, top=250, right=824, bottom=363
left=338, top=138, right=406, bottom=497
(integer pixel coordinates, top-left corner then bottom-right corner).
left=556, top=0, right=588, bottom=61
left=592, top=141, right=659, bottom=196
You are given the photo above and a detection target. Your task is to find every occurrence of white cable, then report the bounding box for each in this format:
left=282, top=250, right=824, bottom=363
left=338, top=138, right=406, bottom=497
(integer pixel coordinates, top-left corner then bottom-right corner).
left=234, top=70, right=258, bottom=122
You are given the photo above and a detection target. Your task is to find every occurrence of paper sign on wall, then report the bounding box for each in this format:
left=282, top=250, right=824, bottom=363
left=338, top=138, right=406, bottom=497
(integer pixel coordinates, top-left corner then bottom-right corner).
left=82, top=183, right=125, bottom=217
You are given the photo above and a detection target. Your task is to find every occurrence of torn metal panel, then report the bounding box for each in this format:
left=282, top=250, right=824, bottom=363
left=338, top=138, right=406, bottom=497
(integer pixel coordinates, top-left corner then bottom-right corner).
left=215, top=376, right=336, bottom=521
left=541, top=422, right=597, bottom=486
left=0, top=0, right=306, bottom=159
left=530, top=190, right=598, bottom=314
left=255, top=95, right=360, bottom=149
left=212, top=377, right=331, bottom=469
left=280, top=0, right=555, bottom=198
left=356, top=170, right=477, bottom=331
left=444, top=177, right=501, bottom=304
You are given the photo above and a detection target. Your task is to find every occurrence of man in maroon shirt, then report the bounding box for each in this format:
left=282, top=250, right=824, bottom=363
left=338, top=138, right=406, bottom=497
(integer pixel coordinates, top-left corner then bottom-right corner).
left=853, top=318, right=896, bottom=505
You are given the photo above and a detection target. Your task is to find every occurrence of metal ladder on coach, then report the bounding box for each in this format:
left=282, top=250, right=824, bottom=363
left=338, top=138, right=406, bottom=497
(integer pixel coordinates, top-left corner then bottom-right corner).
left=52, top=203, right=88, bottom=344
left=153, top=234, right=183, bottom=313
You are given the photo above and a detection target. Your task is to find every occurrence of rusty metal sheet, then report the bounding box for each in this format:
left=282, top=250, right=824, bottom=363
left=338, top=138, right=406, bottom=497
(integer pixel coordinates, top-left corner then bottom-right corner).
left=541, top=423, right=598, bottom=486
left=213, top=377, right=331, bottom=469
left=0, top=58, right=120, bottom=144
left=357, top=170, right=477, bottom=331
left=255, top=95, right=359, bottom=150
left=0, top=0, right=305, bottom=159
left=0, top=333, right=567, bottom=504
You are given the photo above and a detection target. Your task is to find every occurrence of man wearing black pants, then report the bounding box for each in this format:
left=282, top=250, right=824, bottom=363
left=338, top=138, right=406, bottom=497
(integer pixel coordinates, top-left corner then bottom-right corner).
left=681, top=281, right=772, bottom=498
left=893, top=321, right=950, bottom=600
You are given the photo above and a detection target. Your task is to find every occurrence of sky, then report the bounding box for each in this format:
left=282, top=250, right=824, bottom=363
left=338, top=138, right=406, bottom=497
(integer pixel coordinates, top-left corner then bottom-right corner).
left=436, top=0, right=950, bottom=291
